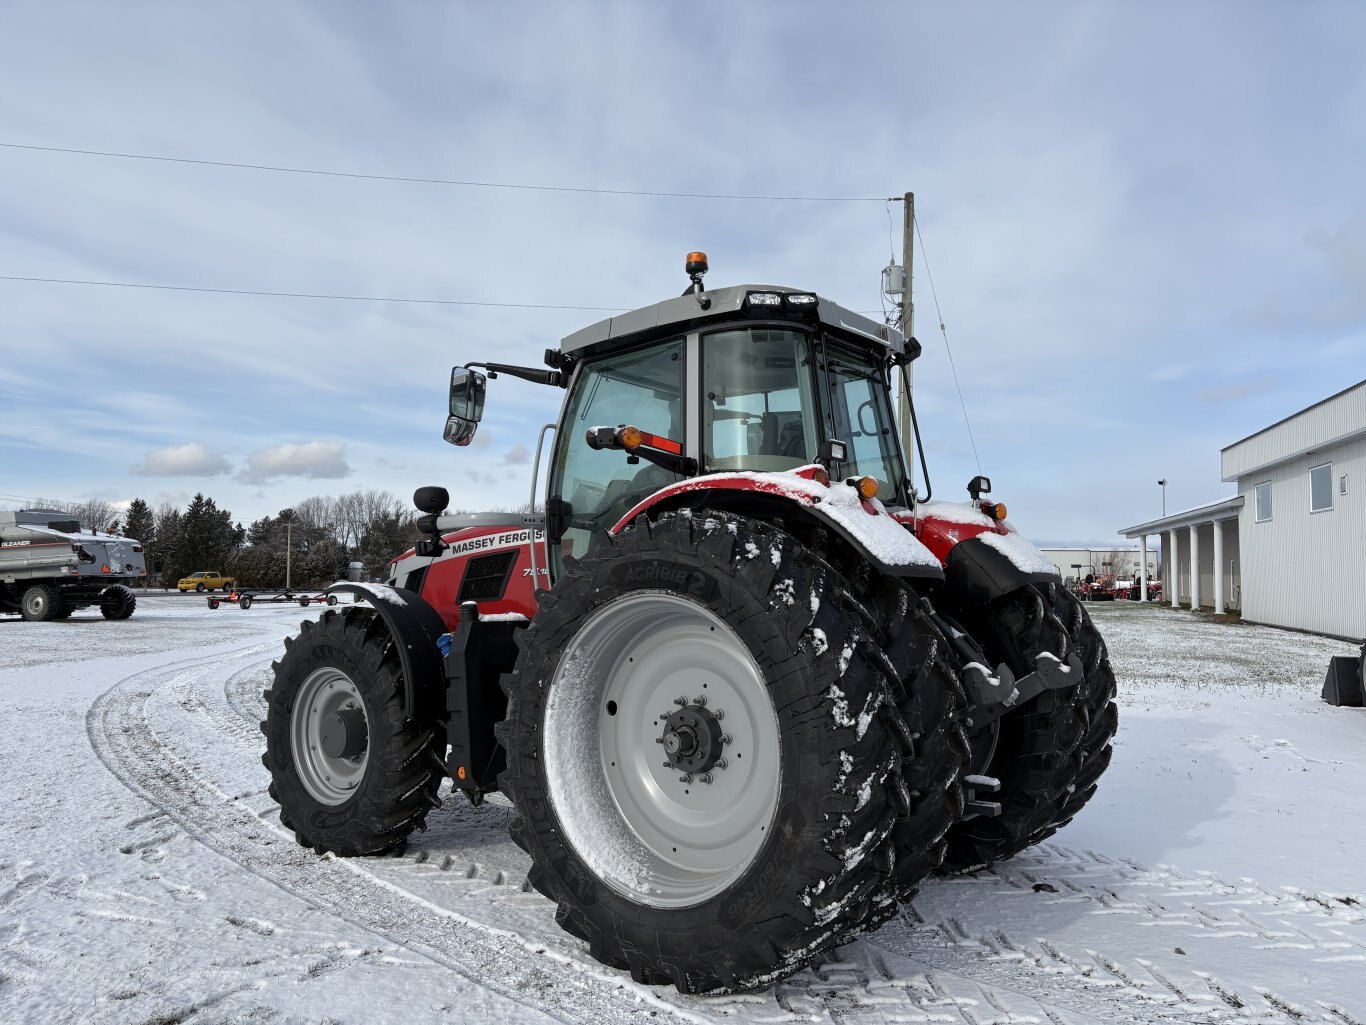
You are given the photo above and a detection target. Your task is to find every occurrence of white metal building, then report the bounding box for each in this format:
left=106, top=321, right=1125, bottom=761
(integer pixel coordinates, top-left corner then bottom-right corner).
left=1119, top=380, right=1365, bottom=641
left=1221, top=380, right=1366, bottom=641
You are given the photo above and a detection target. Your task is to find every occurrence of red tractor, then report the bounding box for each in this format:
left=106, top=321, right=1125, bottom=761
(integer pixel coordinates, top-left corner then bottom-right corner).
left=261, top=255, right=1118, bottom=992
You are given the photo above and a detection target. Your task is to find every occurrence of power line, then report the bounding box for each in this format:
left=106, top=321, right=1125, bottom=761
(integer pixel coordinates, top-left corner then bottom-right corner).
left=0, top=275, right=625, bottom=311
left=914, top=216, right=982, bottom=473
left=0, top=273, right=892, bottom=316
left=0, top=142, right=888, bottom=203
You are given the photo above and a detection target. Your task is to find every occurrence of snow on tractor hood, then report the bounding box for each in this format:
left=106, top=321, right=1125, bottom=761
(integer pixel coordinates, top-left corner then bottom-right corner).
left=613, top=467, right=941, bottom=571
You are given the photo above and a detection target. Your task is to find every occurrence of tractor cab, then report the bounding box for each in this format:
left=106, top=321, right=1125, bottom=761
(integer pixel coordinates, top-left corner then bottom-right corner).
left=442, top=253, right=919, bottom=584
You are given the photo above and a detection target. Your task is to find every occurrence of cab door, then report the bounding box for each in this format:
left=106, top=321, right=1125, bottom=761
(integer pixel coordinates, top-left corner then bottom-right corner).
left=545, top=338, right=685, bottom=579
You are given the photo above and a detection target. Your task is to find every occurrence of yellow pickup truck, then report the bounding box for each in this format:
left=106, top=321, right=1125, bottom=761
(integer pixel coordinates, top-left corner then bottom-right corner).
left=177, top=571, right=235, bottom=593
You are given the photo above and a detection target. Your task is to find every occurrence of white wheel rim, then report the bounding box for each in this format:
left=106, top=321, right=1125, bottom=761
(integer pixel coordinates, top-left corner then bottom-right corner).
left=290, top=667, right=369, bottom=805
left=542, top=591, right=781, bottom=908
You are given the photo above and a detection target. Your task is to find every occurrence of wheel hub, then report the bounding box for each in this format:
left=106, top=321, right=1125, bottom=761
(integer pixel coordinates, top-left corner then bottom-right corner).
left=659, top=701, right=727, bottom=776
left=320, top=707, right=368, bottom=759
left=290, top=668, right=370, bottom=805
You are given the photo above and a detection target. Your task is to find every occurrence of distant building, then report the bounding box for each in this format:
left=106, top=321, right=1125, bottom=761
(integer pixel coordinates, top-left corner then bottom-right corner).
left=1120, top=379, right=1365, bottom=641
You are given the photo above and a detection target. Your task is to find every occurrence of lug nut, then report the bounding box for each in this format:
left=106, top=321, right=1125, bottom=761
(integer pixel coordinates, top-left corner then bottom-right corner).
left=678, top=774, right=693, bottom=784
left=693, top=695, right=707, bottom=706
left=714, top=708, right=724, bottom=719
left=655, top=737, right=663, bottom=744
left=699, top=773, right=713, bottom=784
left=721, top=733, right=732, bottom=745
left=716, top=757, right=728, bottom=769
left=674, top=696, right=688, bottom=706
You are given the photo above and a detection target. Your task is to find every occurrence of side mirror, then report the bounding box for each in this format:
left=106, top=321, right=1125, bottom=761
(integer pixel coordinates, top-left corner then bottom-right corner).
left=450, top=367, right=486, bottom=422
left=443, top=416, right=478, bottom=447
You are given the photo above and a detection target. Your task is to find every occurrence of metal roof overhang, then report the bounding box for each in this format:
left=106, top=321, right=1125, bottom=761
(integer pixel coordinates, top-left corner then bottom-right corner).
left=1118, top=495, right=1245, bottom=538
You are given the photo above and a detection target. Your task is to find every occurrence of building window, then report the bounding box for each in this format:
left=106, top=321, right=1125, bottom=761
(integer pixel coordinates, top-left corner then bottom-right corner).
left=1310, top=462, right=1333, bottom=512
left=1342, top=474, right=1349, bottom=496
left=1254, top=480, right=1272, bottom=522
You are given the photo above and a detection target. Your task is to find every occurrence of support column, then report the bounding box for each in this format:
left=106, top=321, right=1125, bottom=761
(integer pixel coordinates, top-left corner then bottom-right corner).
left=1138, top=534, right=1148, bottom=601
left=1189, top=524, right=1201, bottom=610
left=1212, top=518, right=1225, bottom=614
left=1168, top=529, right=1179, bottom=608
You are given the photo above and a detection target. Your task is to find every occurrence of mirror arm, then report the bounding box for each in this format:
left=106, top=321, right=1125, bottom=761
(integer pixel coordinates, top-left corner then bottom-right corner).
left=468, top=362, right=562, bottom=387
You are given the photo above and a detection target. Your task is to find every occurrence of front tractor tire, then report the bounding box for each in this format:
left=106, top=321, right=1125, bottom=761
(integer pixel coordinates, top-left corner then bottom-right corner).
left=497, top=511, right=965, bottom=992
left=261, top=609, right=446, bottom=856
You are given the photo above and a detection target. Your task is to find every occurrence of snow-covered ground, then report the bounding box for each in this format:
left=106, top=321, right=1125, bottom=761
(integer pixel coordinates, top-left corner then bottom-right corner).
left=2, top=596, right=1363, bottom=1024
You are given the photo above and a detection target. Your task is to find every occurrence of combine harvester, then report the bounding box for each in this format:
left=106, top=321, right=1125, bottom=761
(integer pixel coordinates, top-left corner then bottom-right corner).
left=0, top=508, right=143, bottom=621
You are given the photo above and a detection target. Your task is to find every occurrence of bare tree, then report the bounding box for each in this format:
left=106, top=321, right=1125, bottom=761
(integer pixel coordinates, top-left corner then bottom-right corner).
left=28, top=496, right=120, bottom=532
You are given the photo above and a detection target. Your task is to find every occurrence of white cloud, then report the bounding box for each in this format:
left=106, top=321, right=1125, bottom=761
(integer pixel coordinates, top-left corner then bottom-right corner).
left=503, top=444, right=531, bottom=465
left=239, top=442, right=351, bottom=484
left=131, top=442, right=232, bottom=477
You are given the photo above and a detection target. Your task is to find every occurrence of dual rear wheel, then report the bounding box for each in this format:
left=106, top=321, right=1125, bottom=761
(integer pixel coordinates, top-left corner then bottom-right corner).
left=261, top=514, right=1115, bottom=992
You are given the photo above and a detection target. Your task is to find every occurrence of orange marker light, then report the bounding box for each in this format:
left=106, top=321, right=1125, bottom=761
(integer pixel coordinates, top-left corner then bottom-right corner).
left=855, top=476, right=880, bottom=500
left=457, top=766, right=467, bottom=780
left=619, top=425, right=643, bottom=450
left=811, top=467, right=830, bottom=486
left=992, top=502, right=1008, bottom=521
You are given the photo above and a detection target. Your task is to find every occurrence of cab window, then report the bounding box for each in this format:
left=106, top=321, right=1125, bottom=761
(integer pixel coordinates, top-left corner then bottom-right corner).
left=548, top=338, right=684, bottom=565
left=702, top=327, right=819, bottom=472
left=821, top=342, right=904, bottom=504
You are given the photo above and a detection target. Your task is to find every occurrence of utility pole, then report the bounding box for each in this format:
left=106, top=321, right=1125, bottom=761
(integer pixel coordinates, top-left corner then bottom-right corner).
left=285, top=520, right=292, bottom=591
left=896, top=191, right=916, bottom=494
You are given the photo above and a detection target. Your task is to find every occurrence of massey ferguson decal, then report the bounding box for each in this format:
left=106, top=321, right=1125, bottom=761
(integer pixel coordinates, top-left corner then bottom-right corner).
left=443, top=528, right=545, bottom=558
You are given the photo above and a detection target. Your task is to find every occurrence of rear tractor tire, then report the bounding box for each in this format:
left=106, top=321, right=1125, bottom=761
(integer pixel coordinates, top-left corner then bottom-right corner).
left=101, top=584, right=137, bottom=620
left=937, top=581, right=1117, bottom=873
left=261, top=609, right=446, bottom=856
left=497, top=511, right=965, bottom=993
left=1038, top=581, right=1118, bottom=829
left=19, top=584, right=60, bottom=622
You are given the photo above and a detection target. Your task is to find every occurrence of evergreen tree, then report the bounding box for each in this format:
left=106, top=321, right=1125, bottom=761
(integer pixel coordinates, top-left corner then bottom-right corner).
left=151, top=504, right=182, bottom=586
left=165, top=494, right=238, bottom=582
left=122, top=498, right=153, bottom=543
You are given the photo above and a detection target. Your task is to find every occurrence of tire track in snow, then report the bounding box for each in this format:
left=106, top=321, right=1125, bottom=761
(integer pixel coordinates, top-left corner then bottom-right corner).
left=896, top=844, right=1366, bottom=1023
left=208, top=625, right=1366, bottom=1024
left=90, top=632, right=1107, bottom=1025
left=87, top=643, right=628, bottom=1025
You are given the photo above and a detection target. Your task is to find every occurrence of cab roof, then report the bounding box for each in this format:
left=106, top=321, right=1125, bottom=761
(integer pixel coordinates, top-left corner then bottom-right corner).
left=560, top=284, right=906, bottom=358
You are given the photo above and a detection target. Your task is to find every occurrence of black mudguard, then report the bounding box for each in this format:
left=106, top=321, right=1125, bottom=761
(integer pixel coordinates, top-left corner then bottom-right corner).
left=942, top=535, right=1058, bottom=607
left=322, top=583, right=448, bottom=721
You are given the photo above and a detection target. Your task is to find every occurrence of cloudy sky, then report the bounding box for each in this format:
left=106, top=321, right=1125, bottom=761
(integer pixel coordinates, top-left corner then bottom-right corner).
left=2, top=2, right=1364, bottom=543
